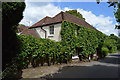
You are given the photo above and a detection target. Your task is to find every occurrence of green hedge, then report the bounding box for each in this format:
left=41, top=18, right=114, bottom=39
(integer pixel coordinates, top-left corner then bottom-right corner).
left=17, top=35, right=72, bottom=68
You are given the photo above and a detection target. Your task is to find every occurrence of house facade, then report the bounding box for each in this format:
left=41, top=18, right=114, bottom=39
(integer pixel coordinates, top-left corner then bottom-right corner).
left=35, top=23, right=62, bottom=41
left=29, top=11, right=97, bottom=42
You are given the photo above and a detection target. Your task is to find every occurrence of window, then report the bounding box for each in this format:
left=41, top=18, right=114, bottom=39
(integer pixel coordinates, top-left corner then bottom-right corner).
left=50, top=25, right=54, bottom=34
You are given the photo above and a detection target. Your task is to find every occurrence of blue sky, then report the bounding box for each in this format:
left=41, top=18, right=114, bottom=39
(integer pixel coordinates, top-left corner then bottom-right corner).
left=20, top=2, right=118, bottom=36
left=52, top=2, right=115, bottom=18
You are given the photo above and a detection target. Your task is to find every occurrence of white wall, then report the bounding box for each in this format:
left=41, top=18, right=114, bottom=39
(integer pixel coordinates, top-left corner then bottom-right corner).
left=35, top=27, right=45, bottom=38
left=35, top=23, right=61, bottom=42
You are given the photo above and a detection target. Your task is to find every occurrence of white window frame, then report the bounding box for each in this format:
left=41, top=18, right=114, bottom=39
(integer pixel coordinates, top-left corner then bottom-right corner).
left=50, top=25, right=54, bottom=34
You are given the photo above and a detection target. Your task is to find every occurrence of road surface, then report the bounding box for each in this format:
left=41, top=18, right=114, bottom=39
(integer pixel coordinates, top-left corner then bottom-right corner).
left=45, top=53, right=120, bottom=79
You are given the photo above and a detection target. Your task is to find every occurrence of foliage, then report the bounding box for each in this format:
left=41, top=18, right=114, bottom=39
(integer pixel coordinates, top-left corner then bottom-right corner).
left=65, top=10, right=85, bottom=20
left=61, top=21, right=98, bottom=58
left=61, top=20, right=117, bottom=60
left=114, top=3, right=120, bottom=24
left=109, top=34, right=120, bottom=51
left=2, top=2, right=25, bottom=78
left=15, top=20, right=118, bottom=69
left=77, top=25, right=98, bottom=56
left=17, top=35, right=73, bottom=69
left=61, top=21, right=76, bottom=52
left=101, top=47, right=109, bottom=57
left=2, top=2, right=25, bottom=29
left=103, top=36, right=117, bottom=53
left=18, top=24, right=26, bottom=26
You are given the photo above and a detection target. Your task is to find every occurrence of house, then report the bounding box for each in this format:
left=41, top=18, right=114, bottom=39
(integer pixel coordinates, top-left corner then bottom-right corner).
left=29, top=11, right=99, bottom=59
left=17, top=25, right=40, bottom=38
left=29, top=11, right=97, bottom=42
left=30, top=12, right=96, bottom=41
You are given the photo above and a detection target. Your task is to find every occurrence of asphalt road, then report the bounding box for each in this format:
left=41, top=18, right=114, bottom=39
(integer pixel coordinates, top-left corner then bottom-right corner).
left=46, top=53, right=120, bottom=79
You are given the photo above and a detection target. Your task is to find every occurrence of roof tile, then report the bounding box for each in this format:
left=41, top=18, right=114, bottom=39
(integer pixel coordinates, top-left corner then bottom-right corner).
left=18, top=25, right=40, bottom=38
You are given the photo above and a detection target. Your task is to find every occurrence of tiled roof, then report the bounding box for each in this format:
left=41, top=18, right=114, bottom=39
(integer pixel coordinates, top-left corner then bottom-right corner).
left=17, top=25, right=40, bottom=38
left=29, top=11, right=97, bottom=31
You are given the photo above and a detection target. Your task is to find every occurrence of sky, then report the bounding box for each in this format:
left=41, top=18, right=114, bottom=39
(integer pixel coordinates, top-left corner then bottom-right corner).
left=19, top=1, right=118, bottom=36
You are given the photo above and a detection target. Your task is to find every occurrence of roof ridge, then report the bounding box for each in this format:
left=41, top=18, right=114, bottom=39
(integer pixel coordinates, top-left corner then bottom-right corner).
left=29, top=11, right=98, bottom=31
left=46, top=16, right=50, bottom=18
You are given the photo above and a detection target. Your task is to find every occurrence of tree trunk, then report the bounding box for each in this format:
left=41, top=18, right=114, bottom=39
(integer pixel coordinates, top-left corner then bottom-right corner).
left=78, top=55, right=82, bottom=61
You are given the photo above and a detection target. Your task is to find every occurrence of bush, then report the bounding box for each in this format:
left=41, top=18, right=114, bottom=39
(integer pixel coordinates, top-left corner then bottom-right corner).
left=17, top=35, right=73, bottom=68
left=101, top=47, right=109, bottom=57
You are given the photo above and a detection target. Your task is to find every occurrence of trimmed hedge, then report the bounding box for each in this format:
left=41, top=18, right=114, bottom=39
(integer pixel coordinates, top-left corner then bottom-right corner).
left=17, top=35, right=72, bottom=68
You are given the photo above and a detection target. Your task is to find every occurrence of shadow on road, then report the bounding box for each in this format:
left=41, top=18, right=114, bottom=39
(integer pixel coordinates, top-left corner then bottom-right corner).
left=98, top=53, right=120, bottom=64
left=45, top=64, right=118, bottom=79
left=44, top=53, right=120, bottom=80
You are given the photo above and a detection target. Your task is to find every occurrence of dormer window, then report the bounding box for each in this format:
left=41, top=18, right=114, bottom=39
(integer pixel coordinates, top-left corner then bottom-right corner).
left=50, top=25, right=54, bottom=34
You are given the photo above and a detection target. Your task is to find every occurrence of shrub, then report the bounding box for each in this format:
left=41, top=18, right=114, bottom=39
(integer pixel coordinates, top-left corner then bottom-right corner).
left=101, top=47, right=109, bottom=57
left=17, top=35, right=73, bottom=68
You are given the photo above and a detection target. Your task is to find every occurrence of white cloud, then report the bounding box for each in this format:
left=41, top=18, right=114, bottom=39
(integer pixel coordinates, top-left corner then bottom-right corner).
left=20, top=2, right=62, bottom=26
left=63, top=7, right=118, bottom=36
left=25, top=0, right=108, bottom=2
left=19, top=2, right=118, bottom=36
left=77, top=8, right=118, bottom=36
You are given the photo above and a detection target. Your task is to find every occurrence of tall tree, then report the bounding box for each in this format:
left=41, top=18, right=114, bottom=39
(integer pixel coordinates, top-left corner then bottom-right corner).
left=114, top=3, right=120, bottom=27
left=2, top=2, right=25, bottom=78
left=65, top=10, right=85, bottom=20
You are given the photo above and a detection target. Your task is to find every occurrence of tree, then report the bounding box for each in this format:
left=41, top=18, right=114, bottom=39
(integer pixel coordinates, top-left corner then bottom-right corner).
left=109, top=34, right=120, bottom=51
left=65, top=10, right=85, bottom=20
left=2, top=2, right=25, bottom=78
left=114, top=3, right=120, bottom=28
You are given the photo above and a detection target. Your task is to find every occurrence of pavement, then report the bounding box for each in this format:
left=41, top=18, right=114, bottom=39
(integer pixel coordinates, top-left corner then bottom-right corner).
left=45, top=53, right=120, bottom=79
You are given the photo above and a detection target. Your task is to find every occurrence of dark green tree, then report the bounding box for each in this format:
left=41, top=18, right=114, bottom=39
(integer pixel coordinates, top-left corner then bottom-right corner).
left=114, top=3, right=120, bottom=28
left=65, top=10, right=85, bottom=20
left=109, top=34, right=120, bottom=51
left=2, top=2, right=25, bottom=78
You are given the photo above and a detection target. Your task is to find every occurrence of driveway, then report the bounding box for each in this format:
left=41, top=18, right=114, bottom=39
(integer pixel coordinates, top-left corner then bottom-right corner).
left=45, top=53, right=120, bottom=79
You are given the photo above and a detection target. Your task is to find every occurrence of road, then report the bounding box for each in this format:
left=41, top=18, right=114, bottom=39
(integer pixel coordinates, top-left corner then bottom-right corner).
left=45, top=53, right=120, bottom=79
